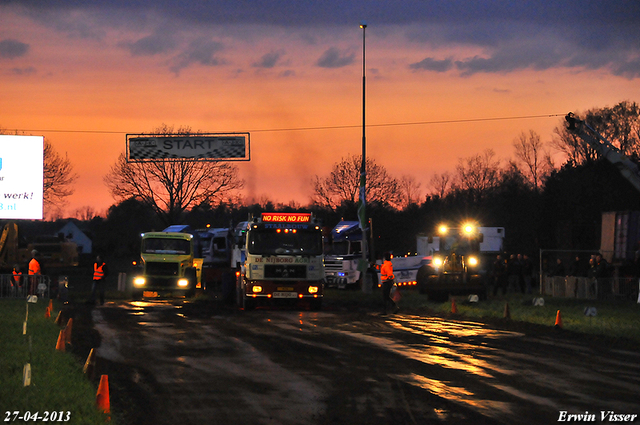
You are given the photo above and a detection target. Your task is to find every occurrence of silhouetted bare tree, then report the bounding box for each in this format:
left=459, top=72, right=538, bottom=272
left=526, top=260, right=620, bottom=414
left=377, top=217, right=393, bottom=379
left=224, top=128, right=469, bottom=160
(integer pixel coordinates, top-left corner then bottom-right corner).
left=104, top=125, right=244, bottom=226
left=311, top=154, right=402, bottom=210
left=512, top=130, right=555, bottom=191
left=453, top=149, right=501, bottom=202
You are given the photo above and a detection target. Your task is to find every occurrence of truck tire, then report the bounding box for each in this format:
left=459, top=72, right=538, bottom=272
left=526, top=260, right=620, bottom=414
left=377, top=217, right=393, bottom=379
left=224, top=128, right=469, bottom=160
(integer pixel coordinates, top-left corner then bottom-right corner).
left=417, top=265, right=435, bottom=294
left=310, top=298, right=322, bottom=311
left=243, top=295, right=256, bottom=311
left=185, top=268, right=198, bottom=298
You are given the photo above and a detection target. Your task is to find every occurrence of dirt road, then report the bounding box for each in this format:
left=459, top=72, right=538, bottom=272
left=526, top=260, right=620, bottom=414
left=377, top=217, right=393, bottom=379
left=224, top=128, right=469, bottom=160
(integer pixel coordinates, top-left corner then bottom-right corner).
left=86, top=299, right=640, bottom=425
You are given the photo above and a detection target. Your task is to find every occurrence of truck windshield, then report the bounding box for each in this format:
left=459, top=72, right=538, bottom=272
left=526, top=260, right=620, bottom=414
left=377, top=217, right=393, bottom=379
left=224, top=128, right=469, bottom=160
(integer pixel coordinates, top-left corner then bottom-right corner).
left=326, top=240, right=360, bottom=256
left=440, top=236, right=479, bottom=255
left=248, top=229, right=323, bottom=256
left=142, top=238, right=191, bottom=255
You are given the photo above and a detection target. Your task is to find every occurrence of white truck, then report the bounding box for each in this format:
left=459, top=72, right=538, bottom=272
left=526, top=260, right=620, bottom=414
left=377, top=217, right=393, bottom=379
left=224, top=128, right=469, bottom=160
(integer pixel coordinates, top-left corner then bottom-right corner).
left=236, top=212, right=325, bottom=310
left=376, top=226, right=505, bottom=290
left=324, top=221, right=364, bottom=289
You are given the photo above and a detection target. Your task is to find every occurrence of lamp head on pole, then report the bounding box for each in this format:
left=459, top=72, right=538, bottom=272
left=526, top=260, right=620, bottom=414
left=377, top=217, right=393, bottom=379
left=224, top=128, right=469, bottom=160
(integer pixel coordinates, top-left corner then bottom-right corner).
left=360, top=22, right=367, bottom=29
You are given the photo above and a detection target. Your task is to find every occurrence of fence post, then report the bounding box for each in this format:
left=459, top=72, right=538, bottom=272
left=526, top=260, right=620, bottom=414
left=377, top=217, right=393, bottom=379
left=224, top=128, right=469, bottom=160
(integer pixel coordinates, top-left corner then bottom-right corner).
left=117, top=273, right=127, bottom=292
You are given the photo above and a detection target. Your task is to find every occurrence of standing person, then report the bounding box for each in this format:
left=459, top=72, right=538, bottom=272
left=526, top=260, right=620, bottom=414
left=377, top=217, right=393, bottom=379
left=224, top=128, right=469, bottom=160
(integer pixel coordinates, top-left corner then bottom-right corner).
left=12, top=264, right=22, bottom=293
left=491, top=254, right=507, bottom=296
left=507, top=254, right=522, bottom=294
left=521, top=254, right=534, bottom=294
left=28, top=250, right=41, bottom=295
left=89, top=255, right=109, bottom=306
left=380, top=252, right=399, bottom=314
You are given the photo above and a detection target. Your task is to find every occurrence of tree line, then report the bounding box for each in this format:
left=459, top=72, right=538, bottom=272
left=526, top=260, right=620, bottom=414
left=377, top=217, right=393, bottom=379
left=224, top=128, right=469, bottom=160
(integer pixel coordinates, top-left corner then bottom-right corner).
left=3, top=100, right=640, bottom=261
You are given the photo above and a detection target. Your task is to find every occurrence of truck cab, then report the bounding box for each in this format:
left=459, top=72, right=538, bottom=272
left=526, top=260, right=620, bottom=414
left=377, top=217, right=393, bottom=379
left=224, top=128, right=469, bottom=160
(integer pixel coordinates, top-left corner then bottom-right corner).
left=237, top=213, right=324, bottom=310
left=132, top=230, right=202, bottom=299
left=324, top=221, right=363, bottom=289
left=417, top=222, right=501, bottom=300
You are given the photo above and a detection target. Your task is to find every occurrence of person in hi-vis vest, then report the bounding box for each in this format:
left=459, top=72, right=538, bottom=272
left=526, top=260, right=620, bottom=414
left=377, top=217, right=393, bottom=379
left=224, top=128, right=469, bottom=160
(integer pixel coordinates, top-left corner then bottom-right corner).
left=28, top=250, right=41, bottom=295
left=88, top=255, right=109, bottom=305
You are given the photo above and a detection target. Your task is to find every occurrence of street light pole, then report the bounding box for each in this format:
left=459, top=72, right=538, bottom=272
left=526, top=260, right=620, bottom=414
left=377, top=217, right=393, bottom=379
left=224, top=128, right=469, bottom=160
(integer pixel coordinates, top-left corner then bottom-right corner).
left=359, top=23, right=370, bottom=293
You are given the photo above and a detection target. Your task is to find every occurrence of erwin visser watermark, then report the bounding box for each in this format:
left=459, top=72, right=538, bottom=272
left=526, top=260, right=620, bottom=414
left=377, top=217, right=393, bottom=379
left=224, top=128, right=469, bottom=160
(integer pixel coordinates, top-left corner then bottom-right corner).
left=558, top=411, right=638, bottom=422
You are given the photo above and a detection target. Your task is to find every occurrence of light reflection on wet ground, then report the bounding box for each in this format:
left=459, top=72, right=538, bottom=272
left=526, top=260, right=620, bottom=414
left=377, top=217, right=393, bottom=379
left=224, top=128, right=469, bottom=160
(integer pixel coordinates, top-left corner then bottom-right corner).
left=94, top=303, right=640, bottom=425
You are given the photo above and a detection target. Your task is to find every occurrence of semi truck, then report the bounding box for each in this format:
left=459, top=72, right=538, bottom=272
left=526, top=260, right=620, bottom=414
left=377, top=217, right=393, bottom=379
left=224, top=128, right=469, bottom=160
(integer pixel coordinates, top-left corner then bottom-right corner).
left=199, top=226, right=233, bottom=292
left=236, top=212, right=325, bottom=310
left=131, top=225, right=203, bottom=299
left=324, top=221, right=364, bottom=289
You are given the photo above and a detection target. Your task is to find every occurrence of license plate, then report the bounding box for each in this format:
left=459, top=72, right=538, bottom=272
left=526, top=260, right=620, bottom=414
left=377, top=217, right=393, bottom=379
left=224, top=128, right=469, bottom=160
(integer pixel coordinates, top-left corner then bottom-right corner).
left=273, top=292, right=298, bottom=298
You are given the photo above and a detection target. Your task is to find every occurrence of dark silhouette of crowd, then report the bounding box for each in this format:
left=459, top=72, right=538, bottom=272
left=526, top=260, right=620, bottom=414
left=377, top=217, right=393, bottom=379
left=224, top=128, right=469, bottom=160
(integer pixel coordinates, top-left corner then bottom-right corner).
left=491, top=253, right=535, bottom=295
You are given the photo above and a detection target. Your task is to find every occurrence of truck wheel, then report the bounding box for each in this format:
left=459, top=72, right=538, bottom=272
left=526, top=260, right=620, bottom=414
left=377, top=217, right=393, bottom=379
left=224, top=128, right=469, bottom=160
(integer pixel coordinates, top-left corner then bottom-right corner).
left=243, top=296, right=256, bottom=311
left=185, top=268, right=198, bottom=298
left=132, top=291, right=143, bottom=301
left=310, top=298, right=322, bottom=311
left=417, top=265, right=434, bottom=294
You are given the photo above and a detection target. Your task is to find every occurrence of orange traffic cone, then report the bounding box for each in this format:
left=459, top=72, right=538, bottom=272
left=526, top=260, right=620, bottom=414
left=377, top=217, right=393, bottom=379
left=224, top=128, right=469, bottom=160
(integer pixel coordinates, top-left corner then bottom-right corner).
left=554, top=310, right=563, bottom=328
left=96, top=375, right=110, bottom=414
left=45, top=306, right=51, bottom=319
left=64, top=318, right=73, bottom=345
left=55, top=330, right=65, bottom=352
left=451, top=298, right=458, bottom=314
left=504, top=302, right=511, bottom=319
left=54, top=311, right=63, bottom=325
left=48, top=299, right=53, bottom=311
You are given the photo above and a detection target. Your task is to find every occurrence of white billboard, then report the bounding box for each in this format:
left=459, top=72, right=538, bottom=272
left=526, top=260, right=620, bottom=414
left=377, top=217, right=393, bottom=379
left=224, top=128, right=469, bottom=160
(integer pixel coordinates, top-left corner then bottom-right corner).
left=0, top=135, right=44, bottom=220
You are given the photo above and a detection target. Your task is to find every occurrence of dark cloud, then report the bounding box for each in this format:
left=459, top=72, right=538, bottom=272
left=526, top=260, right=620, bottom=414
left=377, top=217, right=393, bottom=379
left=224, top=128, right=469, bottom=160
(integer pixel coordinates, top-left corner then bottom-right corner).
left=279, top=69, right=295, bottom=78
left=9, top=66, right=36, bottom=76
left=8, top=0, right=639, bottom=27
left=5, top=0, right=640, bottom=78
left=124, top=31, right=178, bottom=56
left=0, top=39, right=29, bottom=59
left=409, top=57, right=453, bottom=72
left=252, top=50, right=285, bottom=68
left=316, top=47, right=355, bottom=68
left=169, top=37, right=225, bottom=75
left=613, top=59, right=640, bottom=79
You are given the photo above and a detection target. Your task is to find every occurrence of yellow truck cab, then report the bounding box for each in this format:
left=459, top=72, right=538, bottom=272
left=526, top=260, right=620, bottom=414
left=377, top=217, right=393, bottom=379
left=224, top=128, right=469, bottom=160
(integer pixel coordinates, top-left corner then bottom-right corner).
left=132, top=229, right=202, bottom=299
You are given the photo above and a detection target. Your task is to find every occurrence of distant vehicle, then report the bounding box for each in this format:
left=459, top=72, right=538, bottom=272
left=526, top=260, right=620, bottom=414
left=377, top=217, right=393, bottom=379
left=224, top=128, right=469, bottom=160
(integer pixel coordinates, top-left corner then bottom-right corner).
left=198, top=227, right=233, bottom=292
left=131, top=226, right=203, bottom=299
left=416, top=222, right=505, bottom=300
left=324, top=221, right=365, bottom=289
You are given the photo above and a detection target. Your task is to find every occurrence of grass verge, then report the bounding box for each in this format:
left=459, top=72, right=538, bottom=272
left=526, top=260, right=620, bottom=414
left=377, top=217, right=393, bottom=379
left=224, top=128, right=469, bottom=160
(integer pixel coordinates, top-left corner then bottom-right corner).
left=0, top=298, right=112, bottom=424
left=323, top=288, right=640, bottom=345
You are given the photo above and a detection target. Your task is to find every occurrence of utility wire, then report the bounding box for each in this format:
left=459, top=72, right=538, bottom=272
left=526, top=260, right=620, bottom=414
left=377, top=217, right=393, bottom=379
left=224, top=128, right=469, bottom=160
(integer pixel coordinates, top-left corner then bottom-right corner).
left=6, top=113, right=565, bottom=136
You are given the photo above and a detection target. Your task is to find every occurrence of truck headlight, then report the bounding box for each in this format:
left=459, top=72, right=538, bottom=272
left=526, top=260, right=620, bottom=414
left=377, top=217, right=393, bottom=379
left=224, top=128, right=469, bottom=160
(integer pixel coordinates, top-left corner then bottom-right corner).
left=308, top=286, right=319, bottom=294
left=433, top=257, right=443, bottom=267
left=252, top=285, right=263, bottom=293
left=468, top=256, right=478, bottom=267
left=133, top=277, right=146, bottom=287
left=177, top=278, right=189, bottom=287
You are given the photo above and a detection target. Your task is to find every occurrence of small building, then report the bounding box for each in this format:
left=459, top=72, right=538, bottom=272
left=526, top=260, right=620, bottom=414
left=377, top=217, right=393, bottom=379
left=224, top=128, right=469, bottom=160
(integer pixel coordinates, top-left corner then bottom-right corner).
left=55, top=221, right=92, bottom=254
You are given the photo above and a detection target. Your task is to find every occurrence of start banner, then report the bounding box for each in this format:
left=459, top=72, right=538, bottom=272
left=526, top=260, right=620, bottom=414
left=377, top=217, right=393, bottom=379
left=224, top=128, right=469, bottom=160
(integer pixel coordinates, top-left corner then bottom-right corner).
left=127, top=133, right=250, bottom=162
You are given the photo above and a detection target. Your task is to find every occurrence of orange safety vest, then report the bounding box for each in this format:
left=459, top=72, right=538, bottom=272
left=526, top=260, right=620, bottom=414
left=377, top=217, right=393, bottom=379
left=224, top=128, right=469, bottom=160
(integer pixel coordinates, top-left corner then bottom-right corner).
left=93, top=263, right=105, bottom=280
left=380, top=260, right=395, bottom=282
left=28, top=258, right=41, bottom=275
left=12, top=270, right=21, bottom=285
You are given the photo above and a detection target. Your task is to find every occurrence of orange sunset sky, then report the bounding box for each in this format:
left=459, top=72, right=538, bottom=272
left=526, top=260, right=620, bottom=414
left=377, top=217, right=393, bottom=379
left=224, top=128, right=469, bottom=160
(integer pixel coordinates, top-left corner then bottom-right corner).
left=1, top=1, right=639, bottom=218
